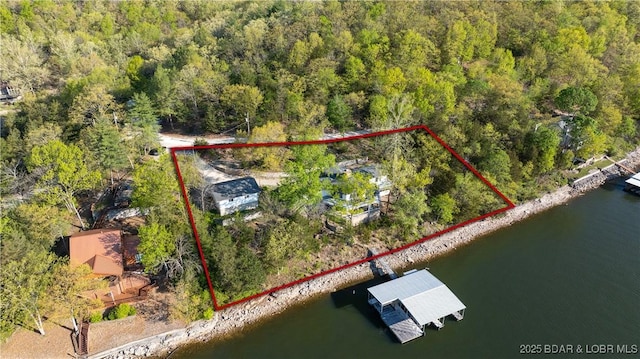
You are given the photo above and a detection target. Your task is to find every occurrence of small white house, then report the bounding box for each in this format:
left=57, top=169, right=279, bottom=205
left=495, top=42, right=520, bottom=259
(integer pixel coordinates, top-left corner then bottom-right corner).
left=211, top=177, right=261, bottom=216
left=320, top=163, right=391, bottom=225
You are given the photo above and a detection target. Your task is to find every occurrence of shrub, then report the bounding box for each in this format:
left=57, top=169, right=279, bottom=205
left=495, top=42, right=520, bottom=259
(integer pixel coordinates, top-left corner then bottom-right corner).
left=107, top=303, right=136, bottom=320
left=88, top=311, right=103, bottom=323
left=203, top=308, right=214, bottom=320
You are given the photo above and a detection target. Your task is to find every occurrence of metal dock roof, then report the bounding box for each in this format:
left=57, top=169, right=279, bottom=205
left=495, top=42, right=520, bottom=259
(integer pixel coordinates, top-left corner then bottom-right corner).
left=367, top=269, right=444, bottom=305
left=368, top=269, right=466, bottom=327
left=625, top=173, right=640, bottom=188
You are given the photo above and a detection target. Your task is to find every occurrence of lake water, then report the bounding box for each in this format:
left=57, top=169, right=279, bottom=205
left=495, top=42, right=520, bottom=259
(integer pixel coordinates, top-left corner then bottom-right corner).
left=173, top=181, right=639, bottom=359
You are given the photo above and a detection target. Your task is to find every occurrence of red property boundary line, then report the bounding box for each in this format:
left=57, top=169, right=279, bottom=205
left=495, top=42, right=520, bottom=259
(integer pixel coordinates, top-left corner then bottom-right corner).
left=170, top=125, right=516, bottom=311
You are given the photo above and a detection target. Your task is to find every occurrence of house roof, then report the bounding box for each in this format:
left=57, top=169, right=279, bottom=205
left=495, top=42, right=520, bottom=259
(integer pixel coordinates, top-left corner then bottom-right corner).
left=70, top=228, right=123, bottom=276
left=211, top=177, right=261, bottom=202
left=355, top=165, right=381, bottom=178
left=91, top=254, right=125, bottom=276
left=367, top=269, right=466, bottom=326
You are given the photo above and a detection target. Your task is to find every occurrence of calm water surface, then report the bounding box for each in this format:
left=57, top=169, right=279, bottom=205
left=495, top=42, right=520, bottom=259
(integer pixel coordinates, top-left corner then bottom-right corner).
left=174, top=182, right=639, bottom=359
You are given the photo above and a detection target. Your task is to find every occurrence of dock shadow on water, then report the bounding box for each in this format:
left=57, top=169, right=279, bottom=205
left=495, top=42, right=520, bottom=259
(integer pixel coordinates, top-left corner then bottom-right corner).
left=330, top=275, right=399, bottom=342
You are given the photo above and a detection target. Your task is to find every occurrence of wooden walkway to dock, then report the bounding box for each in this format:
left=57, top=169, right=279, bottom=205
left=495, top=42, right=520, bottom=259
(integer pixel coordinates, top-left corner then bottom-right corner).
left=604, top=156, right=635, bottom=175
left=368, top=248, right=397, bottom=279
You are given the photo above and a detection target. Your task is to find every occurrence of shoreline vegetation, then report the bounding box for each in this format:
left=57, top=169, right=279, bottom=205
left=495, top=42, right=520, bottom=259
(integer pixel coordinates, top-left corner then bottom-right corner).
left=94, top=148, right=639, bottom=359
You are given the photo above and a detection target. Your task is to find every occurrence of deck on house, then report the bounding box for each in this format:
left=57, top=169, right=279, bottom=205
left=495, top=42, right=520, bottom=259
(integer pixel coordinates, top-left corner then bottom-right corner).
left=381, top=307, right=423, bottom=344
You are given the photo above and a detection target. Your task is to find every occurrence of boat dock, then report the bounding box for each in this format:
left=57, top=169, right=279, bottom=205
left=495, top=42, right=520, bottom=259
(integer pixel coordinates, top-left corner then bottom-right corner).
left=367, top=269, right=466, bottom=344
left=625, top=172, right=640, bottom=195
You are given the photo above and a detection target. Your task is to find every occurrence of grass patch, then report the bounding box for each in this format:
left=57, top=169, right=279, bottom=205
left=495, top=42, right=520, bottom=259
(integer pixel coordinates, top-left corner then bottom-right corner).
left=569, top=158, right=615, bottom=180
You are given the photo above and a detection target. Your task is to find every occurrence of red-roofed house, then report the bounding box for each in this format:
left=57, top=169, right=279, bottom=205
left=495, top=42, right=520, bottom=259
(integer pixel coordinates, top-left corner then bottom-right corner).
left=70, top=228, right=124, bottom=276
left=70, top=228, right=151, bottom=306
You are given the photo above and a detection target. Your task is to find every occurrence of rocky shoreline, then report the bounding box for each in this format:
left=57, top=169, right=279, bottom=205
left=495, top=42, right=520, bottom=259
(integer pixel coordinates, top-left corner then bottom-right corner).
left=95, top=147, right=640, bottom=359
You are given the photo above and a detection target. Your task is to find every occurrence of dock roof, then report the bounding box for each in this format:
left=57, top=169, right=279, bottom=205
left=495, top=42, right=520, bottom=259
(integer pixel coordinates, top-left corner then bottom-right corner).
left=368, top=269, right=443, bottom=304
left=625, top=173, right=640, bottom=188
left=401, top=286, right=466, bottom=326
left=368, top=269, right=466, bottom=326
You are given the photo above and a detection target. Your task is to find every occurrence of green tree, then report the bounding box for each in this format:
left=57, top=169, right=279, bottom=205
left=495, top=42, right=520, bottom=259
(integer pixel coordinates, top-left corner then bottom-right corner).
left=128, top=92, right=158, bottom=128
left=68, top=84, right=119, bottom=127
left=430, top=193, right=459, bottom=224
left=127, top=92, right=160, bottom=156
left=478, top=148, right=512, bottom=185
left=46, top=262, right=105, bottom=332
left=137, top=221, right=176, bottom=275
left=326, top=95, right=352, bottom=132
left=277, top=145, right=335, bottom=210
left=206, top=226, right=237, bottom=294
left=568, top=115, right=608, bottom=158
left=392, top=189, right=430, bottom=239
left=84, top=119, right=128, bottom=184
left=526, top=126, right=561, bottom=173
left=263, top=216, right=317, bottom=272
left=331, top=172, right=377, bottom=216
left=27, top=140, right=101, bottom=229
left=131, top=154, right=181, bottom=211
left=126, top=55, right=145, bottom=91
left=382, top=154, right=432, bottom=201
left=392, top=29, right=439, bottom=71
left=616, top=117, right=637, bottom=141
left=219, top=84, right=264, bottom=132
left=1, top=203, right=71, bottom=263
left=151, top=65, right=179, bottom=130
left=204, top=225, right=265, bottom=299
left=555, top=86, right=598, bottom=115
left=452, top=172, right=502, bottom=220
left=244, top=121, right=289, bottom=170
left=0, top=251, right=57, bottom=336
left=234, top=245, right=265, bottom=294
left=413, top=69, right=456, bottom=129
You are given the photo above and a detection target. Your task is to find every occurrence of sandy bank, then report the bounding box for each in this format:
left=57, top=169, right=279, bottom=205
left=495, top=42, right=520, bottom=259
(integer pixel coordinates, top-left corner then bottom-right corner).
left=95, top=147, right=640, bottom=359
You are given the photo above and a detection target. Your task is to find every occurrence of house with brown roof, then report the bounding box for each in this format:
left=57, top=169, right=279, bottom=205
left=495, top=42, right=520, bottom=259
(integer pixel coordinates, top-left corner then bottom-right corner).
left=70, top=228, right=151, bottom=306
left=70, top=228, right=124, bottom=276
